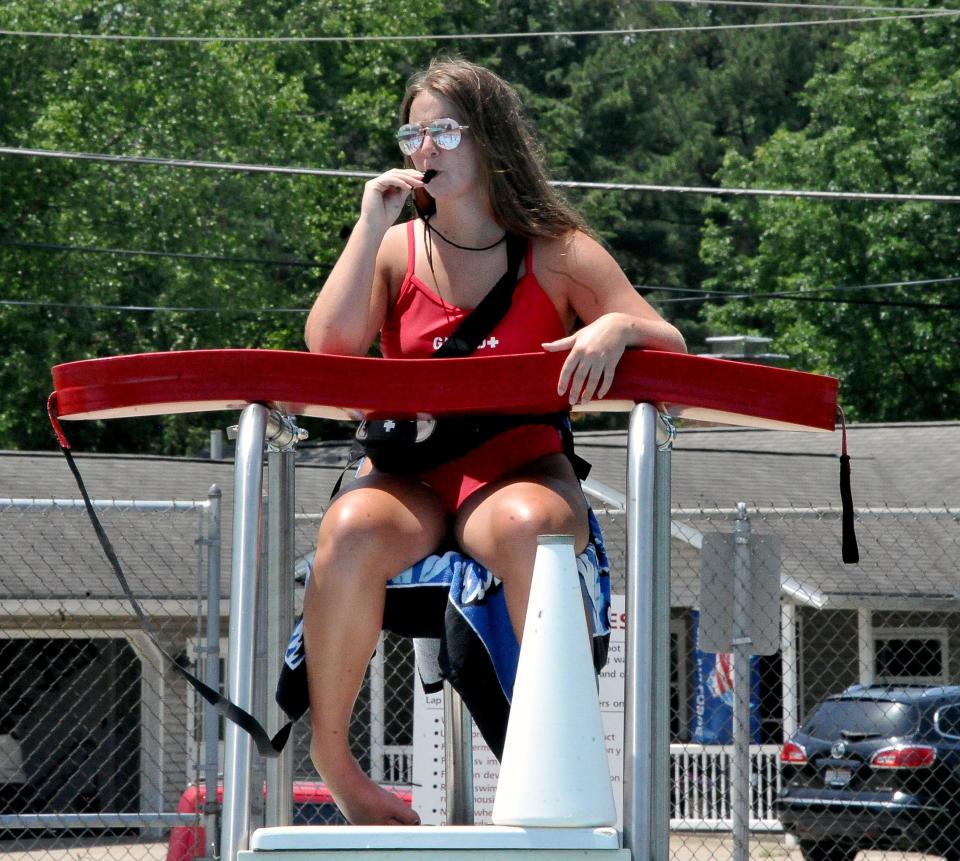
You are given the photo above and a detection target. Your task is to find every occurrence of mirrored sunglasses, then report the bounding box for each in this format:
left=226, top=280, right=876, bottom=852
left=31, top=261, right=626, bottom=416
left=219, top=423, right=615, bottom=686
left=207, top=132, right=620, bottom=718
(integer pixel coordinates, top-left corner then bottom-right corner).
left=396, top=118, right=469, bottom=156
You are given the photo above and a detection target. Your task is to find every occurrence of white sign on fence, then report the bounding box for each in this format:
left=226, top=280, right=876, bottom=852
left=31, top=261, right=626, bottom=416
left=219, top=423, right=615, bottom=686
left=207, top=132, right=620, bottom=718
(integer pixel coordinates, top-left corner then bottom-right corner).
left=699, top=532, right=781, bottom=656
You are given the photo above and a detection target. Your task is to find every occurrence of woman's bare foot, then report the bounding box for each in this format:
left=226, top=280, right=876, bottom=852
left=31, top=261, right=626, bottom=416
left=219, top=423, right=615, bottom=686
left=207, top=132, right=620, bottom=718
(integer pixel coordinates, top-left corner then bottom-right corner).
left=312, top=740, right=420, bottom=826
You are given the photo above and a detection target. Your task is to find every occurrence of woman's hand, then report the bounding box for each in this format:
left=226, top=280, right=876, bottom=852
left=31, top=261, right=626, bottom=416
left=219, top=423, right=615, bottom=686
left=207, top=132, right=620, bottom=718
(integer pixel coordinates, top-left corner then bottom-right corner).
left=542, top=313, right=631, bottom=405
left=359, top=169, right=427, bottom=232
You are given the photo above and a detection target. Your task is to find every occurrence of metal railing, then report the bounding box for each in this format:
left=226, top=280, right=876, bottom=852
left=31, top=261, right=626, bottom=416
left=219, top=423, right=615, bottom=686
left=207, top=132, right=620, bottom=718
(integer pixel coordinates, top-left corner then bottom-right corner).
left=669, top=744, right=783, bottom=831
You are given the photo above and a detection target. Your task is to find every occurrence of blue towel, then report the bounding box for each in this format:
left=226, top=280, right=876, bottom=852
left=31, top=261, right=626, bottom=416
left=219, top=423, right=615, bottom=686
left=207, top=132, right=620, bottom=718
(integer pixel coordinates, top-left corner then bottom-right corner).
left=277, top=509, right=611, bottom=758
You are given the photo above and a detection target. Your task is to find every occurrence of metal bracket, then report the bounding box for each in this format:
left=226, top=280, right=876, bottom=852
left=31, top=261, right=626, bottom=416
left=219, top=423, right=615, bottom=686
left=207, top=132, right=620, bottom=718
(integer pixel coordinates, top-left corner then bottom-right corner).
left=264, top=410, right=309, bottom=452
left=226, top=408, right=309, bottom=451
left=657, top=413, right=677, bottom=451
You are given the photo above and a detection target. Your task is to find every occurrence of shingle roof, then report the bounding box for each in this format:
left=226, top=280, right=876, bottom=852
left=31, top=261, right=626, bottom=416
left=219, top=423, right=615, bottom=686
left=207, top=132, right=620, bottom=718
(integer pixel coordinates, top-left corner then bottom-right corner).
left=577, top=421, right=959, bottom=508
left=2, top=421, right=957, bottom=609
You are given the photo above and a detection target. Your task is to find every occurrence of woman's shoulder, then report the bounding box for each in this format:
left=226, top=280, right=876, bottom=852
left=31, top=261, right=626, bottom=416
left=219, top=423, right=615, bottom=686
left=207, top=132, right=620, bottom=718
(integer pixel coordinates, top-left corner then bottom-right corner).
left=377, top=220, right=416, bottom=283
left=531, top=229, right=612, bottom=282
left=381, top=220, right=413, bottom=257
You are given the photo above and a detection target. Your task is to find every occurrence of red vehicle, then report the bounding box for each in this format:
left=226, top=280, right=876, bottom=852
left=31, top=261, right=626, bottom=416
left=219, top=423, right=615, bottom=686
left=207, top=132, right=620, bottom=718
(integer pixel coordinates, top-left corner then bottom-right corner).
left=166, top=781, right=414, bottom=861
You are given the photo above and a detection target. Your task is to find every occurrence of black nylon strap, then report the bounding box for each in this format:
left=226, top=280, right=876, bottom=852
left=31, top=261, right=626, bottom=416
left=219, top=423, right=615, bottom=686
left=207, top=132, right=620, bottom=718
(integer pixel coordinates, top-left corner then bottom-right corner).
left=57, top=440, right=291, bottom=757
left=431, top=231, right=527, bottom=357
left=838, top=407, right=860, bottom=565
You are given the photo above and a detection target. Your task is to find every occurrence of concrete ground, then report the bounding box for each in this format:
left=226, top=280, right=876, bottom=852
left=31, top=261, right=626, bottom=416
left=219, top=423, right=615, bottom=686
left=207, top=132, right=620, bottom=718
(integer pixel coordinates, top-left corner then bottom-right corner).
left=2, top=838, right=168, bottom=861
left=0, top=834, right=946, bottom=861
left=668, top=834, right=941, bottom=861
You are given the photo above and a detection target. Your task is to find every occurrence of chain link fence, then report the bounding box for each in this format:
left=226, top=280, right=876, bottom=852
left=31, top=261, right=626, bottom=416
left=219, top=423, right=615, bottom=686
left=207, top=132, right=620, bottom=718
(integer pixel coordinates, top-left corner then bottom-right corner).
left=1, top=490, right=957, bottom=861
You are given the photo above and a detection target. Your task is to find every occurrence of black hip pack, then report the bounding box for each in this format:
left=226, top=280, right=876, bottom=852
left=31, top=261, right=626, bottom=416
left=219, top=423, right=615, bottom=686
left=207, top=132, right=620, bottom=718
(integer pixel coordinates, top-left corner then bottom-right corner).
left=356, top=230, right=547, bottom=475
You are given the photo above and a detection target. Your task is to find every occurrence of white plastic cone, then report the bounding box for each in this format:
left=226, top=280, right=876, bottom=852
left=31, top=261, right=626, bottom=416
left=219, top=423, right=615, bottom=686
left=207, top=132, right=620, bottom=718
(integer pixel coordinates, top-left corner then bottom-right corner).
left=491, top=534, right=617, bottom=827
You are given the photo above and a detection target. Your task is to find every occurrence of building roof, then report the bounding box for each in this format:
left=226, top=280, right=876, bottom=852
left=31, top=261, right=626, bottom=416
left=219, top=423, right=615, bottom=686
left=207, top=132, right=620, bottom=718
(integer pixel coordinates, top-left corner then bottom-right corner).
left=1, top=421, right=957, bottom=611
left=576, top=421, right=960, bottom=609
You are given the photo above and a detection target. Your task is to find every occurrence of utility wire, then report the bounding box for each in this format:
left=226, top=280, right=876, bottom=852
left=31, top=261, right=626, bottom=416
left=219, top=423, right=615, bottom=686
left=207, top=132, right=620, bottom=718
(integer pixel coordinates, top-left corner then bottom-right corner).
left=0, top=298, right=307, bottom=315
left=0, top=147, right=375, bottom=180
left=552, top=178, right=960, bottom=204
left=7, top=238, right=957, bottom=301
left=654, top=288, right=960, bottom=310
left=0, top=9, right=955, bottom=43
left=4, top=285, right=957, bottom=315
left=649, top=0, right=956, bottom=13
left=646, top=274, right=960, bottom=299
left=0, top=239, right=327, bottom=270
left=3, top=146, right=959, bottom=204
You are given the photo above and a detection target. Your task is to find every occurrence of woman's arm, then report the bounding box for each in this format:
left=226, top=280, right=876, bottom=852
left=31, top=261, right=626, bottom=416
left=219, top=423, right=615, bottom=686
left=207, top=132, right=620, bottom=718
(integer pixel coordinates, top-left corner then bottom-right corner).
left=541, top=231, right=687, bottom=404
left=304, top=169, right=426, bottom=355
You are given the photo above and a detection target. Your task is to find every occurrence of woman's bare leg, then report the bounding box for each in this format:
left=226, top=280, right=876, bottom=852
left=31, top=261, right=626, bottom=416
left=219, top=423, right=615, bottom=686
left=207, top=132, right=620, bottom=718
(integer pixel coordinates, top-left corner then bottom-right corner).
left=303, top=473, right=447, bottom=825
left=454, top=454, right=589, bottom=641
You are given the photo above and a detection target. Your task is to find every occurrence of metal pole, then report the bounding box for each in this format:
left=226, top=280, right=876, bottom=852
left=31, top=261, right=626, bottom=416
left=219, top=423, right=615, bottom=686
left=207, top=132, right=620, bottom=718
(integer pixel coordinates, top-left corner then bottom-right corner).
left=369, top=634, right=387, bottom=784
left=781, top=602, right=799, bottom=851
left=265, top=449, right=295, bottom=827
left=220, top=403, right=268, bottom=861
left=858, top=609, right=875, bottom=686
left=622, top=403, right=658, bottom=861
left=211, top=429, right=224, bottom=460
left=651, top=428, right=674, bottom=861
left=443, top=682, right=475, bottom=825
left=249, top=500, right=268, bottom=833
left=204, top=485, right=222, bottom=861
left=731, top=502, right=753, bottom=861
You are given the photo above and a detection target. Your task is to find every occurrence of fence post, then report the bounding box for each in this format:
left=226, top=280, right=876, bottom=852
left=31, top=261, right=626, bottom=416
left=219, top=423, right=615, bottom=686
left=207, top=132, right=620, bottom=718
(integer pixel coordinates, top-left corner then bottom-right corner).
left=731, top=503, right=752, bottom=861
left=204, top=484, right=222, bottom=860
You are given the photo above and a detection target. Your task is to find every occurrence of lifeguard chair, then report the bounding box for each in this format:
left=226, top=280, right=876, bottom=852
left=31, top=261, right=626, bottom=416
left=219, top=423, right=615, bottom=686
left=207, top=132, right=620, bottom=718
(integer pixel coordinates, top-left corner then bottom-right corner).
left=50, top=348, right=838, bottom=860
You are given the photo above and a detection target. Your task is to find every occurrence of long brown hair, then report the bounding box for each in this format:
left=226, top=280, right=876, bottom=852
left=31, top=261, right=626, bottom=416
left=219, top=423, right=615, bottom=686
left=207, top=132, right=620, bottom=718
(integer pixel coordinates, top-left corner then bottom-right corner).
left=399, top=57, right=589, bottom=239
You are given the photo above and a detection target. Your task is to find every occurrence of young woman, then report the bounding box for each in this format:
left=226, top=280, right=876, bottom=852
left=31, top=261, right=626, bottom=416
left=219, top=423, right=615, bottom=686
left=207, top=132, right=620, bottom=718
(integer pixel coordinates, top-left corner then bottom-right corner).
left=302, top=57, right=686, bottom=825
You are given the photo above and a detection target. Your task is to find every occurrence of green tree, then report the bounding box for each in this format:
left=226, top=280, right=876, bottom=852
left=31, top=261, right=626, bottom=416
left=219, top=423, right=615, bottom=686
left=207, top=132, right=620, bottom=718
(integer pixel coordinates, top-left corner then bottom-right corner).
left=700, top=14, right=960, bottom=421
left=442, top=1, right=846, bottom=350
left=0, top=0, right=442, bottom=453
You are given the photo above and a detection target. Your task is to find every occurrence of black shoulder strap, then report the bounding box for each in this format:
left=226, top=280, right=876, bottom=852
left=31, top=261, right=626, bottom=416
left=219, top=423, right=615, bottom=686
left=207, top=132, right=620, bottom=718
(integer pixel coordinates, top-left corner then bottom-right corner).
left=46, top=396, right=292, bottom=757
left=432, top=232, right=527, bottom=358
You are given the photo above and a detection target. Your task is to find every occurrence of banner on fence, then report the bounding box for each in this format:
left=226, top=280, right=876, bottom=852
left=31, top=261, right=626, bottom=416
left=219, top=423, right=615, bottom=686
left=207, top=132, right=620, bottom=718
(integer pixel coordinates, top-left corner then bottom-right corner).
left=690, top=610, right=761, bottom=744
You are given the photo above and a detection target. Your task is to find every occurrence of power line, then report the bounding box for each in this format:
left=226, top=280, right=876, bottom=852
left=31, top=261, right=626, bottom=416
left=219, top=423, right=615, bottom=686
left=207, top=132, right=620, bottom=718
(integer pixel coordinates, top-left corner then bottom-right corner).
left=651, top=0, right=956, bottom=12
left=0, top=9, right=955, bottom=44
left=0, top=147, right=374, bottom=180
left=553, top=178, right=960, bottom=204
left=0, top=239, right=328, bottom=270
left=0, top=298, right=307, bottom=315
left=653, top=281, right=960, bottom=310
left=4, top=281, right=957, bottom=316
left=647, top=274, right=960, bottom=300
left=3, top=146, right=959, bottom=204
left=5, top=238, right=959, bottom=305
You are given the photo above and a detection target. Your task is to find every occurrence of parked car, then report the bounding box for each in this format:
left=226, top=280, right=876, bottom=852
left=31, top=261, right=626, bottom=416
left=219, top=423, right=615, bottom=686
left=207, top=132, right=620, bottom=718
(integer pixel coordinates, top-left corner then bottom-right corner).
left=166, top=780, right=414, bottom=861
left=776, top=684, right=960, bottom=861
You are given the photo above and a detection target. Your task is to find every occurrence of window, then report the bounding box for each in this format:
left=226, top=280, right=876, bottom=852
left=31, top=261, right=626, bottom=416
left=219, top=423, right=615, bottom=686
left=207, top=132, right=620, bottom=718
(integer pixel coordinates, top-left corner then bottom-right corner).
left=803, top=698, right=919, bottom=741
left=873, top=628, right=948, bottom=685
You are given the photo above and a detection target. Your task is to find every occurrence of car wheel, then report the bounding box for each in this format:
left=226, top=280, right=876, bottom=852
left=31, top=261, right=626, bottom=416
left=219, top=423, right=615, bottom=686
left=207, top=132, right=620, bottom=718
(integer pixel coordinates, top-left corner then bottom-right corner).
left=798, top=840, right=859, bottom=861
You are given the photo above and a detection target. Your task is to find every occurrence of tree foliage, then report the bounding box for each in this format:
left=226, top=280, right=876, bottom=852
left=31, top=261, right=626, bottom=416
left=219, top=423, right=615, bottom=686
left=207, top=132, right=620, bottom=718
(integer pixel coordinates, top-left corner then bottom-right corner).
left=1, top=1, right=952, bottom=456
left=0, top=0, right=442, bottom=452
left=700, top=15, right=960, bottom=421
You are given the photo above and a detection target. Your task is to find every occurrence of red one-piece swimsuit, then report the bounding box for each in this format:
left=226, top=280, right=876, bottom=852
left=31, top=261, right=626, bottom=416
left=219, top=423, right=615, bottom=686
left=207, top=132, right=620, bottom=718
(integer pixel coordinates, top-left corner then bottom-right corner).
left=378, top=220, right=568, bottom=512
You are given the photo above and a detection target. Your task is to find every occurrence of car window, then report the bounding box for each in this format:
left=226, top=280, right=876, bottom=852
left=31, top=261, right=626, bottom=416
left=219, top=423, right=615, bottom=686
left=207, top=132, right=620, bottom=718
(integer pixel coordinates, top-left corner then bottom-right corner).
left=802, top=699, right=918, bottom=740
left=936, top=704, right=960, bottom=739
